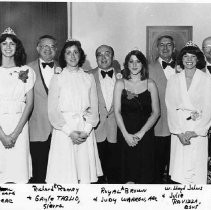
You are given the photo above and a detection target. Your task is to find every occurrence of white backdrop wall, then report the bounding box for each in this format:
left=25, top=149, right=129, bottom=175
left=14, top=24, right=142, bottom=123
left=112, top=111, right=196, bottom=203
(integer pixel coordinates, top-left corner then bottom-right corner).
left=71, top=2, right=211, bottom=70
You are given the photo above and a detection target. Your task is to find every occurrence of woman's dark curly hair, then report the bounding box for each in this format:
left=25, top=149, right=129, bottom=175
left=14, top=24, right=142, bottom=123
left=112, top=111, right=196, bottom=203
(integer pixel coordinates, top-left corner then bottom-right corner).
left=122, top=50, right=148, bottom=80
left=59, top=40, right=86, bottom=68
left=0, top=34, right=26, bottom=66
left=177, top=46, right=206, bottom=70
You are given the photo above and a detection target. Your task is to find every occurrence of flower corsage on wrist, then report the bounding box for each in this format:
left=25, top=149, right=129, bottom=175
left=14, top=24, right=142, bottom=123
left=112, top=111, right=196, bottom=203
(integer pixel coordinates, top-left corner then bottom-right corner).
left=176, top=107, right=202, bottom=121
left=187, top=110, right=202, bottom=121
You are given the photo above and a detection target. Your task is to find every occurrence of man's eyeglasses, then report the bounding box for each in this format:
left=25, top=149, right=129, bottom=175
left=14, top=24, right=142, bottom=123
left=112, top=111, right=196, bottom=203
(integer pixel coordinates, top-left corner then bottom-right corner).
left=96, top=51, right=112, bottom=58
left=40, top=45, right=56, bottom=50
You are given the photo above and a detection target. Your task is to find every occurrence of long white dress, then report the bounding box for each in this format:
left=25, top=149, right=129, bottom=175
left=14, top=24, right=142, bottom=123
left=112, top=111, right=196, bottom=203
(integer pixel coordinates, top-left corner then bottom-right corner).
left=165, top=69, right=211, bottom=184
left=0, top=65, right=35, bottom=183
left=46, top=67, right=103, bottom=184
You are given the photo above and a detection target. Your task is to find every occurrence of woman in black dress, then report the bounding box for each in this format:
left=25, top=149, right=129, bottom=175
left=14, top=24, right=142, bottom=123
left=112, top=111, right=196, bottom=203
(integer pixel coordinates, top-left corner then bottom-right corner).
left=114, top=49, right=160, bottom=184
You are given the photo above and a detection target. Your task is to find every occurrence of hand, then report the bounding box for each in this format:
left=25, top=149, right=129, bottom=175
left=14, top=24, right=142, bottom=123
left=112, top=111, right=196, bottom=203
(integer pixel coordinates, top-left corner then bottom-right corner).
left=185, top=131, right=198, bottom=140
left=70, top=131, right=81, bottom=145
left=74, top=131, right=88, bottom=145
left=0, top=135, right=15, bottom=149
left=78, top=131, right=88, bottom=140
left=70, top=131, right=88, bottom=145
left=10, top=132, right=19, bottom=146
left=124, top=133, right=138, bottom=147
left=177, top=133, right=191, bottom=146
left=134, top=130, right=145, bottom=141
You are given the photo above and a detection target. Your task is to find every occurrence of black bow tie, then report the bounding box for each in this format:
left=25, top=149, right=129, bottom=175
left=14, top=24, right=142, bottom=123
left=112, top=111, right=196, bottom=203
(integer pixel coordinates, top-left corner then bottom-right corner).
left=162, top=61, right=175, bottom=69
left=42, top=62, right=54, bottom=68
left=101, top=69, right=113, bottom=78
left=207, top=66, right=211, bottom=73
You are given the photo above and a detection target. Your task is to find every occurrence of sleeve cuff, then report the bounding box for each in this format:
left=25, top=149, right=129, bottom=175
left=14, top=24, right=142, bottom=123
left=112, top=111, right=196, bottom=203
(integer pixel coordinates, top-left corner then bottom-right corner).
left=84, top=122, right=93, bottom=135
left=62, top=124, right=72, bottom=136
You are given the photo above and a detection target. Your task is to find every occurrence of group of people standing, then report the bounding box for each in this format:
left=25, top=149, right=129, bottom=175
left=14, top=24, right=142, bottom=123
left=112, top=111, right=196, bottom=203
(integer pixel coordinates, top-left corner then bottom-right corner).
left=0, top=27, right=210, bottom=185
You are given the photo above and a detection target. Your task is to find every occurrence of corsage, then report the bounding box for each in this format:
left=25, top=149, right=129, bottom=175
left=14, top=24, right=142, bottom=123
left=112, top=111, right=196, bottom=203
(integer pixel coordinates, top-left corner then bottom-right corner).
left=176, top=108, right=202, bottom=121
left=116, top=73, right=122, bottom=79
left=10, top=69, right=29, bottom=83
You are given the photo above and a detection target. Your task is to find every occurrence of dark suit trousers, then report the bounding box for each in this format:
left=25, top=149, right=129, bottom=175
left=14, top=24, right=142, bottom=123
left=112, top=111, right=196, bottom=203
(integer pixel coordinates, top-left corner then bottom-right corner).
left=97, top=140, right=120, bottom=184
left=154, top=135, right=171, bottom=184
left=29, top=134, right=51, bottom=183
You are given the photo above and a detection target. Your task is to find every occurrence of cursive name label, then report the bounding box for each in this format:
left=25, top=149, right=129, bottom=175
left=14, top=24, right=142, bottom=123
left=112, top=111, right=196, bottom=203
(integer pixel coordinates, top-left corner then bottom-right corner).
left=32, top=184, right=79, bottom=194
left=164, top=185, right=203, bottom=209
left=26, top=184, right=81, bottom=209
left=93, top=186, right=156, bottom=204
left=0, top=184, right=209, bottom=209
left=0, top=186, right=15, bottom=204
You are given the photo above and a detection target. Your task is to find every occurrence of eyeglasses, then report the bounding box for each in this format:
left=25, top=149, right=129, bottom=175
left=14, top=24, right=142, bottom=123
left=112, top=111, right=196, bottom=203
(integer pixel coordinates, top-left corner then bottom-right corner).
left=40, top=45, right=56, bottom=50
left=96, top=51, right=112, bottom=58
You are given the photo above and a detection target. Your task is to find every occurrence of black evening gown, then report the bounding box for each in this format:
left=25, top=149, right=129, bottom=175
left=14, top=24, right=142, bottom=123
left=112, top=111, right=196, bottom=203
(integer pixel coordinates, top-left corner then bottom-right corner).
left=118, top=88, right=155, bottom=184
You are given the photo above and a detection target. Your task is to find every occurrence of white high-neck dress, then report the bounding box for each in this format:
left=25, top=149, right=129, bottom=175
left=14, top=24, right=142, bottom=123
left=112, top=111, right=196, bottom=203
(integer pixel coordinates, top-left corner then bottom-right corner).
left=46, top=67, right=102, bottom=184
left=0, top=66, right=35, bottom=183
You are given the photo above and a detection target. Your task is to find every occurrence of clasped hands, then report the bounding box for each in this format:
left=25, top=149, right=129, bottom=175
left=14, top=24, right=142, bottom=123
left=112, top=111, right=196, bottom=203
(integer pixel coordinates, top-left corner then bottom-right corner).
left=177, top=131, right=198, bottom=146
left=124, top=131, right=145, bottom=147
left=69, top=131, right=89, bottom=145
left=0, top=132, right=17, bottom=149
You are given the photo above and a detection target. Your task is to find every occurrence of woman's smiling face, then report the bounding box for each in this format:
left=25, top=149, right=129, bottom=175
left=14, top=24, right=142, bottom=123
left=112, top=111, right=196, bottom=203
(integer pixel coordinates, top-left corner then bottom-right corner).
left=182, top=53, right=198, bottom=70
left=1, top=37, right=16, bottom=58
left=128, top=55, right=142, bottom=75
left=65, top=45, right=80, bottom=68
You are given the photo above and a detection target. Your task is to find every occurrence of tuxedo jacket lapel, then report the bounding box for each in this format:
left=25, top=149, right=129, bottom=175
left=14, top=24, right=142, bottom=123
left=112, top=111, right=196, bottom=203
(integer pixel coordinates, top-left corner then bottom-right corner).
left=38, top=60, right=48, bottom=95
left=108, top=69, right=119, bottom=113
left=38, top=60, right=58, bottom=95
left=31, top=59, right=47, bottom=97
left=93, top=68, right=108, bottom=113
left=94, top=67, right=120, bottom=114
left=90, top=67, right=118, bottom=143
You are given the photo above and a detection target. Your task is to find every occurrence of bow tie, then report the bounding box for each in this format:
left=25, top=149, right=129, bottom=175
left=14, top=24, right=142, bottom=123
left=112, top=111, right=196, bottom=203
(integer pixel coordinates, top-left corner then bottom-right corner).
left=42, top=62, right=54, bottom=68
left=207, top=65, right=211, bottom=73
left=101, top=69, right=113, bottom=78
left=162, top=61, right=175, bottom=69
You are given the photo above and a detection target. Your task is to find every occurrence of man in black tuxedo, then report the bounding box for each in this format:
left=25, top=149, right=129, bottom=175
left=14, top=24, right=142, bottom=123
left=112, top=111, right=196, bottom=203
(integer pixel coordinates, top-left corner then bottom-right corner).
left=89, top=45, right=121, bottom=184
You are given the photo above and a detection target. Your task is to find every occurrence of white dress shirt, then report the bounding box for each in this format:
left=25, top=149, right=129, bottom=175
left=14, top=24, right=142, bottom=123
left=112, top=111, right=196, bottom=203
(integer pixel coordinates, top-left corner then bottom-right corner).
left=39, top=58, right=55, bottom=88
left=98, top=68, right=116, bottom=111
left=159, top=57, right=176, bottom=80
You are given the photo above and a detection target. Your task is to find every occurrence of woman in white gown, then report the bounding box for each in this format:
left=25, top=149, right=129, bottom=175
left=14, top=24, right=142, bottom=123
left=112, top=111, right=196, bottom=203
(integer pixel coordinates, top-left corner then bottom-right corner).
left=0, top=27, right=35, bottom=183
left=165, top=41, right=211, bottom=184
left=46, top=39, right=102, bottom=184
